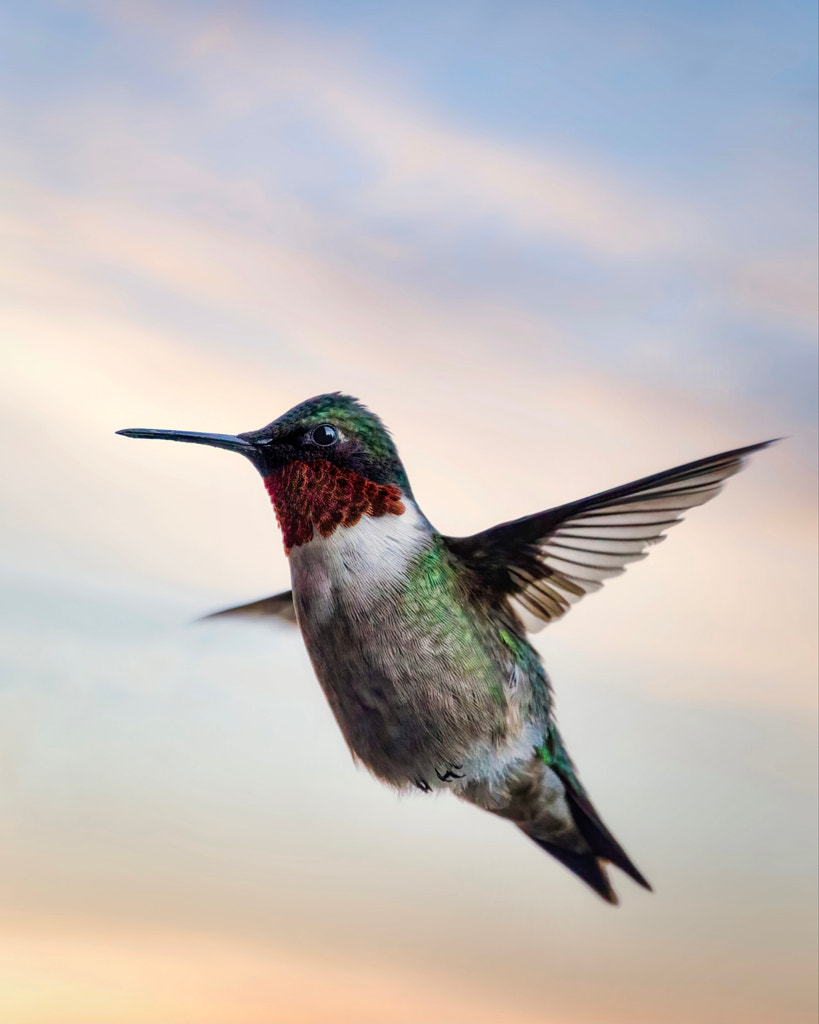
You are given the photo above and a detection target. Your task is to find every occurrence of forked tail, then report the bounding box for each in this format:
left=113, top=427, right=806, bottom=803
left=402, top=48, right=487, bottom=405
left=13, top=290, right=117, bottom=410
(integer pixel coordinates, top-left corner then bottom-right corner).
left=462, top=739, right=651, bottom=904
left=520, top=769, right=651, bottom=904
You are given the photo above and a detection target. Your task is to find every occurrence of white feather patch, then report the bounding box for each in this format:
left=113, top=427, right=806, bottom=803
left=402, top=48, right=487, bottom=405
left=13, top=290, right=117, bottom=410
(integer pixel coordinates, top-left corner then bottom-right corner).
left=288, top=497, right=430, bottom=620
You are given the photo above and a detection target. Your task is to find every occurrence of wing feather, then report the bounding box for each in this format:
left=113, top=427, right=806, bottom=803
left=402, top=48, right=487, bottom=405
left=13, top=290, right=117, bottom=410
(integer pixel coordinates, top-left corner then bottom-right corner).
left=445, top=440, right=775, bottom=632
left=198, top=590, right=297, bottom=625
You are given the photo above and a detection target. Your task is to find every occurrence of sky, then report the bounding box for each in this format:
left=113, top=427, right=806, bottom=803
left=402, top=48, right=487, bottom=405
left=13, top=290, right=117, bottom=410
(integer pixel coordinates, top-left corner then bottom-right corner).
left=0, top=1, right=817, bottom=1022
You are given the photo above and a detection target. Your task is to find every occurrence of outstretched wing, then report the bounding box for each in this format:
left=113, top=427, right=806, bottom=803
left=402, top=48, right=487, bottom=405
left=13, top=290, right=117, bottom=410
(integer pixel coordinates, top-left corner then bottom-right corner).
left=445, top=440, right=775, bottom=632
left=199, top=590, right=297, bottom=625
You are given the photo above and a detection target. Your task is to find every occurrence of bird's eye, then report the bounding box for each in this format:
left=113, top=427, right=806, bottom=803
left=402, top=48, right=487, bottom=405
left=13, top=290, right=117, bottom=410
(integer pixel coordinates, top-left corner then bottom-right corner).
left=311, top=424, right=338, bottom=446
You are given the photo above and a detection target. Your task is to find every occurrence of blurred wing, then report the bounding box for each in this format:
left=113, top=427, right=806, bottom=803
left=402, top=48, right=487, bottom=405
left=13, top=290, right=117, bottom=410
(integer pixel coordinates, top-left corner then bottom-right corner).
left=199, top=590, right=297, bottom=625
left=446, top=441, right=775, bottom=632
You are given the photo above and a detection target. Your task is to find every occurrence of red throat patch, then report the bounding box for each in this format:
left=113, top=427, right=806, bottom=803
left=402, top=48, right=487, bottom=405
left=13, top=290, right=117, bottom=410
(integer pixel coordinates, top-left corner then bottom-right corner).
left=263, top=460, right=406, bottom=553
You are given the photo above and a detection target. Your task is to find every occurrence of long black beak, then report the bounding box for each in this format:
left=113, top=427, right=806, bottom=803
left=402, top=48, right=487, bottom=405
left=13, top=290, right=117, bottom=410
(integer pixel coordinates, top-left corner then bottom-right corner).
left=116, top=428, right=257, bottom=457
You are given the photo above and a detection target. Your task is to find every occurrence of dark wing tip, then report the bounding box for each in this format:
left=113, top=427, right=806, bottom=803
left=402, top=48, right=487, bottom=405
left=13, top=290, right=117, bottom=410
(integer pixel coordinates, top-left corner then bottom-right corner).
left=196, top=592, right=297, bottom=625
left=733, top=438, right=783, bottom=456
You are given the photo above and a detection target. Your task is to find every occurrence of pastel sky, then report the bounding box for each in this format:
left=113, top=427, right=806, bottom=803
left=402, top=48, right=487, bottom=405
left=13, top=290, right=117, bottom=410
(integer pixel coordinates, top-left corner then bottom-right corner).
left=1, top=2, right=817, bottom=1022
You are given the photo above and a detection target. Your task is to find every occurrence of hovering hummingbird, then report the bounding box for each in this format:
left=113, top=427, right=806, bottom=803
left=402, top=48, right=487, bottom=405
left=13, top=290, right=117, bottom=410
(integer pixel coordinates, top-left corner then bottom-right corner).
left=118, top=395, right=773, bottom=903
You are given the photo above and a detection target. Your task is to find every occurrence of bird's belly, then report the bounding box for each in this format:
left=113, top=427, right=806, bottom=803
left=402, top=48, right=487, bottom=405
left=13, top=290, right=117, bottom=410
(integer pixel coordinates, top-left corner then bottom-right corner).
left=289, top=515, right=543, bottom=789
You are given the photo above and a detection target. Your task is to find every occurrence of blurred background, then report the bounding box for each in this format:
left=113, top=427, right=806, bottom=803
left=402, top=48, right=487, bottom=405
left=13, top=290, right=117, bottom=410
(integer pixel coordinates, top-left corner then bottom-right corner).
left=1, top=2, right=817, bottom=1022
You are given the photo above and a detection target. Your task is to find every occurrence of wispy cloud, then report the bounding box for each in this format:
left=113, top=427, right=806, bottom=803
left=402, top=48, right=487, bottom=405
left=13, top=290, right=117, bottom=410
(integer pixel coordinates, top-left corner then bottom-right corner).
left=113, top=3, right=700, bottom=258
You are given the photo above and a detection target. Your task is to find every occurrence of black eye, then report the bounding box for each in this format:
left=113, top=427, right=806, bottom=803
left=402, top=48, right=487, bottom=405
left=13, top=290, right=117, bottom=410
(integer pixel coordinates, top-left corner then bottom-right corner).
left=311, top=424, right=338, bottom=446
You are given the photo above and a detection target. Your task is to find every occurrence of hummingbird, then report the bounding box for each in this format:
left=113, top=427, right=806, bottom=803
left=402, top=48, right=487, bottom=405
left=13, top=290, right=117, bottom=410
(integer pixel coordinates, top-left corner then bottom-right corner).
left=118, top=394, right=774, bottom=903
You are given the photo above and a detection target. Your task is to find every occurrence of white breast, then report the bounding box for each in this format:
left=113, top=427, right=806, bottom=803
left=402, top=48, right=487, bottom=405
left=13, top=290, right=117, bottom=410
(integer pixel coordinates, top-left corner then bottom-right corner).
left=288, top=497, right=431, bottom=621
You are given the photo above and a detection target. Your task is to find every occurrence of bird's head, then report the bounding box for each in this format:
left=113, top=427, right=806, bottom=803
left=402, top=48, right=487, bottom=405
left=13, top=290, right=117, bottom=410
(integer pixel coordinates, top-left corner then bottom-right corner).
left=240, top=393, right=409, bottom=491
left=118, top=393, right=412, bottom=551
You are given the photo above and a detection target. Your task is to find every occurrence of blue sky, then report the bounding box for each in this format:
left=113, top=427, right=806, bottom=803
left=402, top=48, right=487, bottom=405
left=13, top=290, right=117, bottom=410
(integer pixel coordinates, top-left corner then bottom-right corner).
left=2, top=1, right=816, bottom=425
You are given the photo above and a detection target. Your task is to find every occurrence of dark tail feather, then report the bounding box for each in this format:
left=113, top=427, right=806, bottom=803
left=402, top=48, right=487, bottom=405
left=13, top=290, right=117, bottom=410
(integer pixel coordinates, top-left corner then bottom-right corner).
left=560, top=778, right=652, bottom=893
left=525, top=833, right=619, bottom=904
